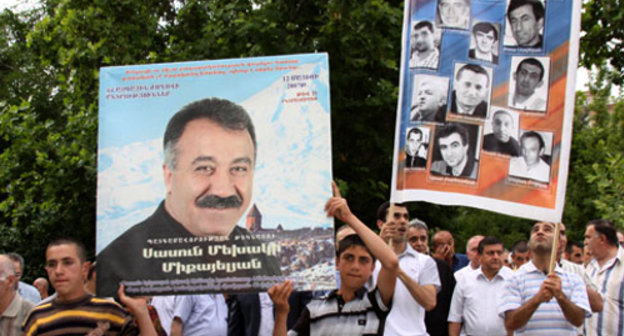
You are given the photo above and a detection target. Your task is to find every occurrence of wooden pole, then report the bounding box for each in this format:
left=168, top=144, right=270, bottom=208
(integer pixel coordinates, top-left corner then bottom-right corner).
left=548, top=222, right=560, bottom=273
left=385, top=203, right=395, bottom=249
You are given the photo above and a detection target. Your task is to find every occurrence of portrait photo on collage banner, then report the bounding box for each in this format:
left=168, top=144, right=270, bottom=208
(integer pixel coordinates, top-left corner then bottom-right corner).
left=393, top=0, right=580, bottom=221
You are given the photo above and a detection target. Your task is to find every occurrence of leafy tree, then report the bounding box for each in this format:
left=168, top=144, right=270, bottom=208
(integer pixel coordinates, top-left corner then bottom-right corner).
left=581, top=0, right=624, bottom=85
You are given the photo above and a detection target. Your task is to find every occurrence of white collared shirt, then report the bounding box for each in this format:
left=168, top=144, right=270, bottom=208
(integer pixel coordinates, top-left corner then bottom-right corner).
left=448, top=266, right=513, bottom=336
left=453, top=263, right=478, bottom=282
left=372, top=244, right=441, bottom=336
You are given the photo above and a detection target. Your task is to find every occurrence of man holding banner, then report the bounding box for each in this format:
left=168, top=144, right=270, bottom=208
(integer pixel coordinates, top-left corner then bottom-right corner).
left=498, top=222, right=590, bottom=335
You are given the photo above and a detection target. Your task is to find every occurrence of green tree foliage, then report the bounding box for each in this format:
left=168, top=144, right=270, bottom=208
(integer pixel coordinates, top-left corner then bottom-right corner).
left=581, top=0, right=624, bottom=85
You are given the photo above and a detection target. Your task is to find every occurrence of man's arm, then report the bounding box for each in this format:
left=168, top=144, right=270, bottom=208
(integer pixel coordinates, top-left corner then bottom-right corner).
left=267, top=280, right=294, bottom=336
left=170, top=318, right=183, bottom=336
left=587, top=286, right=603, bottom=313
left=325, top=182, right=399, bottom=305
left=448, top=322, right=462, bottom=336
left=543, top=273, right=586, bottom=327
left=118, top=285, right=157, bottom=336
left=397, top=269, right=437, bottom=311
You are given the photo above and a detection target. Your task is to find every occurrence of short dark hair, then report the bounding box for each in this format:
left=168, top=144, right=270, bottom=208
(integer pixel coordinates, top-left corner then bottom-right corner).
left=376, top=201, right=407, bottom=222
left=336, top=234, right=375, bottom=262
left=511, top=240, right=529, bottom=255
left=47, top=238, right=87, bottom=263
left=478, top=236, right=503, bottom=254
left=566, top=241, right=584, bottom=255
left=407, top=127, right=423, bottom=141
left=437, top=123, right=470, bottom=147
left=520, top=131, right=545, bottom=151
left=472, top=22, right=498, bottom=41
left=456, top=64, right=490, bottom=86
left=507, top=0, right=545, bottom=23
left=414, top=20, right=434, bottom=33
left=163, top=98, right=256, bottom=169
left=587, top=219, right=619, bottom=247
left=517, top=57, right=545, bottom=81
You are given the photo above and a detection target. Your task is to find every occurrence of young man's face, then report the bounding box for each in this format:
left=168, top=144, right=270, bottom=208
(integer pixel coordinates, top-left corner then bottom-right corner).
left=492, top=112, right=514, bottom=142
left=413, top=26, right=434, bottom=53
left=509, top=4, right=543, bottom=46
left=164, top=118, right=255, bottom=236
left=337, top=245, right=375, bottom=291
left=514, top=62, right=543, bottom=97
left=45, top=244, right=89, bottom=301
left=408, top=227, right=429, bottom=254
left=416, top=80, right=445, bottom=114
left=475, top=29, right=496, bottom=54
left=520, top=136, right=543, bottom=166
left=439, top=0, right=469, bottom=27
left=439, top=132, right=469, bottom=169
left=407, top=132, right=422, bottom=155
left=455, top=69, right=489, bottom=111
left=378, top=206, right=410, bottom=242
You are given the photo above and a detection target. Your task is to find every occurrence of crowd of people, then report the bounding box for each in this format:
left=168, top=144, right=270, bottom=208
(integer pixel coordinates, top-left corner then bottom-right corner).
left=1, top=187, right=623, bottom=336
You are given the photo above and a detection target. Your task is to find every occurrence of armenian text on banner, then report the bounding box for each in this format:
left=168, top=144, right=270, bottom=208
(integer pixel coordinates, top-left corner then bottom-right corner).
left=96, top=53, right=335, bottom=296
left=391, top=0, right=581, bottom=222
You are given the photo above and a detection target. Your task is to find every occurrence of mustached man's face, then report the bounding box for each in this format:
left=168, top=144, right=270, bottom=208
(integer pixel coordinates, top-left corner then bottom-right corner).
left=413, top=26, right=435, bottom=53
left=164, top=118, right=255, bottom=236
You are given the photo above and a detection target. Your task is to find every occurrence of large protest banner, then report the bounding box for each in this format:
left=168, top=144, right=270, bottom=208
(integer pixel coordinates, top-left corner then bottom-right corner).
left=96, top=53, right=334, bottom=296
left=391, top=0, right=581, bottom=222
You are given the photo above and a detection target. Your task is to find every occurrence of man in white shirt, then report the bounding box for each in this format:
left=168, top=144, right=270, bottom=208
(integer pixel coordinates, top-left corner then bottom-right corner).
left=449, top=236, right=513, bottom=336
left=454, top=235, right=483, bottom=282
left=509, top=131, right=550, bottom=183
left=372, top=201, right=441, bottom=336
left=151, top=294, right=228, bottom=336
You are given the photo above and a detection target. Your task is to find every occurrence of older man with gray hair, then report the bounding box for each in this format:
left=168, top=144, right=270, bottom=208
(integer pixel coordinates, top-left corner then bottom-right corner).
left=407, top=219, right=457, bottom=336
left=0, top=254, right=35, bottom=336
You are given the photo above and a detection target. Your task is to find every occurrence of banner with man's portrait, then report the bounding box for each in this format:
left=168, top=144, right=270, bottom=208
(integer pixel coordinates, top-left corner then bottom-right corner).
left=97, top=53, right=334, bottom=296
left=391, top=0, right=581, bottom=222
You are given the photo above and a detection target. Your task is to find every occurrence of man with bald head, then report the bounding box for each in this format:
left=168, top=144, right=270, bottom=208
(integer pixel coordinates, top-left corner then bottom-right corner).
left=483, top=110, right=521, bottom=156
left=0, top=254, right=35, bottom=335
left=33, top=277, right=49, bottom=300
left=432, top=231, right=469, bottom=272
left=454, top=235, right=484, bottom=281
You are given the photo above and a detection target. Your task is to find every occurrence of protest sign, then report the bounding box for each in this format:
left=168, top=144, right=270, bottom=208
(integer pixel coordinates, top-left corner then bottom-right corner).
left=391, top=0, right=581, bottom=222
left=96, top=53, right=334, bottom=296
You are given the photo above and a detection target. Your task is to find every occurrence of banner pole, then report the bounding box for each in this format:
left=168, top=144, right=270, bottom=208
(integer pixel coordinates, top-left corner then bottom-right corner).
left=548, top=222, right=561, bottom=273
